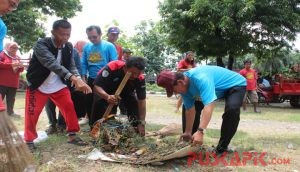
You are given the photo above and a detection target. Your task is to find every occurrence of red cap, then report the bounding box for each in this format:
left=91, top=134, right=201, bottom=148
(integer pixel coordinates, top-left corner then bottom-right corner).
left=157, top=70, right=176, bottom=97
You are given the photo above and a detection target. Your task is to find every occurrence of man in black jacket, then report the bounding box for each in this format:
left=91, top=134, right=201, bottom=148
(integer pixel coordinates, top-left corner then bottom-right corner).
left=24, top=19, right=91, bottom=151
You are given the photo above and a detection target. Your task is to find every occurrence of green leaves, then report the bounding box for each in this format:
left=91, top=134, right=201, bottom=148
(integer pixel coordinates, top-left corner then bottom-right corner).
left=158, top=0, right=300, bottom=68
left=3, top=0, right=82, bottom=52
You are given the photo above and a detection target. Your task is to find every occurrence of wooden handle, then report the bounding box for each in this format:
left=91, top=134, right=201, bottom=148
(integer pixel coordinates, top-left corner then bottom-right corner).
left=101, top=72, right=132, bottom=119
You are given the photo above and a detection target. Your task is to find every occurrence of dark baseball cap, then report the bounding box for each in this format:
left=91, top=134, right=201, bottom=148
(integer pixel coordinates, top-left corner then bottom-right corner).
left=123, top=48, right=133, bottom=53
left=157, top=70, right=176, bottom=97
left=108, top=27, right=120, bottom=34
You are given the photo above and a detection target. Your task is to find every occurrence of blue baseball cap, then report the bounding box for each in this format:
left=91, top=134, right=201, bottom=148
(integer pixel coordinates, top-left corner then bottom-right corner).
left=108, top=27, right=120, bottom=34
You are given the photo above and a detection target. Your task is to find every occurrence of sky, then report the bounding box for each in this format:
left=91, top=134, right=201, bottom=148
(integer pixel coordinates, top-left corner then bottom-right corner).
left=45, top=0, right=161, bottom=43
left=22, top=0, right=300, bottom=51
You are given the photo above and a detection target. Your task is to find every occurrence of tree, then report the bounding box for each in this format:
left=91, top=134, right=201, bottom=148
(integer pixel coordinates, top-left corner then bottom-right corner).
left=158, top=0, right=300, bottom=69
left=2, top=0, right=82, bottom=52
left=132, top=20, right=179, bottom=78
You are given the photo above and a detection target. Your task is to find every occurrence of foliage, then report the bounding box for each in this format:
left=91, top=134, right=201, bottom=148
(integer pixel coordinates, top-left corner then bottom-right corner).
left=2, top=0, right=82, bottom=52
left=256, top=50, right=300, bottom=77
left=158, top=0, right=300, bottom=69
left=132, top=20, right=179, bottom=76
left=146, top=83, right=165, bottom=92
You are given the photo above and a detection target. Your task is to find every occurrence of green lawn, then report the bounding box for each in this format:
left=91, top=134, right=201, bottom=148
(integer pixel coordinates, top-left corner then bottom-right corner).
left=5, top=93, right=300, bottom=171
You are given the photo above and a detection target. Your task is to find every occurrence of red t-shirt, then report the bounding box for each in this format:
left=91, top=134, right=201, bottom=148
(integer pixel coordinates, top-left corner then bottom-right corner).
left=0, top=51, right=24, bottom=88
left=177, top=59, right=195, bottom=70
left=239, top=68, right=257, bottom=90
left=114, top=44, right=123, bottom=60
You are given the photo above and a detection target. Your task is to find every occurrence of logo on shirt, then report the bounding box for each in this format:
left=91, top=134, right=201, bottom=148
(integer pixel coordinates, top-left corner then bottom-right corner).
left=88, top=52, right=102, bottom=63
left=102, top=70, right=109, bottom=77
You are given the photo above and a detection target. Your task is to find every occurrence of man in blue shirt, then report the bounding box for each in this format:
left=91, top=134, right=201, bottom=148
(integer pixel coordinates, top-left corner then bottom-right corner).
left=81, top=25, right=117, bottom=124
left=0, top=0, right=20, bottom=51
left=157, top=65, right=246, bottom=155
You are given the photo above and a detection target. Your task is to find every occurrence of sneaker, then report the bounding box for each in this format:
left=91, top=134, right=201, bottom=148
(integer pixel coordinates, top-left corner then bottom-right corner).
left=45, top=125, right=57, bottom=135
left=78, top=117, right=89, bottom=125
left=26, top=142, right=36, bottom=152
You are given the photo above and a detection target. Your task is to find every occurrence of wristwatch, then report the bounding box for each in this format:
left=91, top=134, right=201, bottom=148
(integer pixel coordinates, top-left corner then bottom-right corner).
left=197, top=127, right=205, bottom=134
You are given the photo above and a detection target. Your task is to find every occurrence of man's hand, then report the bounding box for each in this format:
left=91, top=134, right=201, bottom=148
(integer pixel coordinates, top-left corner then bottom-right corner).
left=137, top=124, right=145, bottom=136
left=106, top=95, right=119, bottom=105
left=70, top=75, right=92, bottom=94
left=179, top=132, right=192, bottom=142
left=191, top=131, right=204, bottom=146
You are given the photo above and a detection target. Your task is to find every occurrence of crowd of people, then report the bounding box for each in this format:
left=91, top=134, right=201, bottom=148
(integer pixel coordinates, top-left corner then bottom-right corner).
left=1, top=0, right=264, bottom=157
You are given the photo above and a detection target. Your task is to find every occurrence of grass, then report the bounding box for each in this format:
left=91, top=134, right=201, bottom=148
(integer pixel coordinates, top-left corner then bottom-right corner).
left=5, top=93, right=300, bottom=171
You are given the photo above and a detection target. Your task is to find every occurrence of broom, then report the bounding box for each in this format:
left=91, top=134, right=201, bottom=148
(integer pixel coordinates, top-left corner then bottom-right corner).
left=0, top=95, right=36, bottom=172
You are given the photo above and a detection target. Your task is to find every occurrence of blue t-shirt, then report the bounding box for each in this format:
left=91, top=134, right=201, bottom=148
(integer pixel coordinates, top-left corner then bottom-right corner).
left=182, top=65, right=246, bottom=109
left=0, top=18, right=7, bottom=52
left=81, top=40, right=117, bottom=79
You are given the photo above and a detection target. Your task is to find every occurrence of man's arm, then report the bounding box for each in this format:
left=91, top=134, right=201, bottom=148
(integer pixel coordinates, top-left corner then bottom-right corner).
left=80, top=47, right=88, bottom=82
left=199, top=102, right=215, bottom=129
left=184, top=106, right=196, bottom=134
left=137, top=99, right=146, bottom=136
left=137, top=99, right=146, bottom=121
left=191, top=102, right=215, bottom=145
left=34, top=40, right=72, bottom=79
left=93, top=85, right=118, bottom=104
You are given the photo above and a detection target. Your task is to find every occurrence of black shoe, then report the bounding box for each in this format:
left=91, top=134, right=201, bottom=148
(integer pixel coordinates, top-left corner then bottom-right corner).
left=57, top=126, right=66, bottom=134
left=45, top=125, right=57, bottom=135
left=210, top=146, right=235, bottom=156
left=8, top=113, right=21, bottom=118
left=26, top=142, right=36, bottom=152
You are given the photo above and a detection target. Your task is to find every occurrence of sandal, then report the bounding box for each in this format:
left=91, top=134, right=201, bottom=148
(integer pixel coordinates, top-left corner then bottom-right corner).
left=67, top=136, right=88, bottom=146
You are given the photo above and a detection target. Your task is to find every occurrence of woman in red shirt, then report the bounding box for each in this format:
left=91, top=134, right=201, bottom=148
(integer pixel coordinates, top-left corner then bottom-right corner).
left=0, top=42, right=24, bottom=116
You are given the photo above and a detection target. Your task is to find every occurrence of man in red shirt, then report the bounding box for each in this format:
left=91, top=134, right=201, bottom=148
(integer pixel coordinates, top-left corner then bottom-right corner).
left=107, top=26, right=123, bottom=60
left=0, top=42, right=23, bottom=116
left=239, top=60, right=261, bottom=113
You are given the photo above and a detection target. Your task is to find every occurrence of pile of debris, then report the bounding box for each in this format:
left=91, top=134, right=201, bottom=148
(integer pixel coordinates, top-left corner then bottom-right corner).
left=95, top=119, right=204, bottom=164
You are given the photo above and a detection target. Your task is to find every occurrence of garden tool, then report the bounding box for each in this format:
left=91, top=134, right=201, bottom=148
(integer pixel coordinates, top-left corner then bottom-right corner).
left=0, top=96, right=36, bottom=172
left=90, top=72, right=132, bottom=140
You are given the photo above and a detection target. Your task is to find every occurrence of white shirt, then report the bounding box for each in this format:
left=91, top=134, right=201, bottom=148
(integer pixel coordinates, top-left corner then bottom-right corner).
left=38, top=49, right=67, bottom=94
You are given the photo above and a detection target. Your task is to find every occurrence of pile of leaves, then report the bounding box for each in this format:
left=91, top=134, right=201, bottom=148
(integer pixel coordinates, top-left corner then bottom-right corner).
left=96, top=119, right=202, bottom=164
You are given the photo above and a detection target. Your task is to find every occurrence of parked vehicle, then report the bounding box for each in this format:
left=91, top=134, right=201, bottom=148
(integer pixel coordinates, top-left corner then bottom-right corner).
left=257, top=74, right=300, bottom=108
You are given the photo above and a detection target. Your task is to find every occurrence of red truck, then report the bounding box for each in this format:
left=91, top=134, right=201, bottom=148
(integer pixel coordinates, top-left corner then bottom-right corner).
left=258, top=74, right=300, bottom=108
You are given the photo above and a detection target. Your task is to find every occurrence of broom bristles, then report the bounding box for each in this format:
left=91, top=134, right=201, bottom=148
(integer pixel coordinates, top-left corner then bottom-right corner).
left=0, top=111, right=36, bottom=172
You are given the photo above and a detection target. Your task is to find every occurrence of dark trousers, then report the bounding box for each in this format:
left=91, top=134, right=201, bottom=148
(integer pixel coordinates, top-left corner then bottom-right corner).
left=45, top=99, right=66, bottom=128
left=86, top=78, right=95, bottom=120
left=90, top=93, right=139, bottom=127
left=182, top=100, right=204, bottom=134
left=216, top=86, right=246, bottom=152
left=0, top=86, right=17, bottom=115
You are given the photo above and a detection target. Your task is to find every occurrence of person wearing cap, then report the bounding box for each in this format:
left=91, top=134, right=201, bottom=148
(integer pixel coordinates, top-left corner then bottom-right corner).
left=0, top=0, right=20, bottom=51
left=107, top=26, right=123, bottom=60
left=122, top=48, right=133, bottom=61
left=157, top=65, right=246, bottom=155
left=91, top=56, right=147, bottom=136
left=0, top=41, right=23, bottom=117
left=81, top=25, right=117, bottom=123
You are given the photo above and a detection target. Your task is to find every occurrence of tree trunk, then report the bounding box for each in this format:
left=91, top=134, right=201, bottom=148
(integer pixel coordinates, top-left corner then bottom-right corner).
left=227, top=53, right=234, bottom=70
left=216, top=56, right=224, bottom=67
